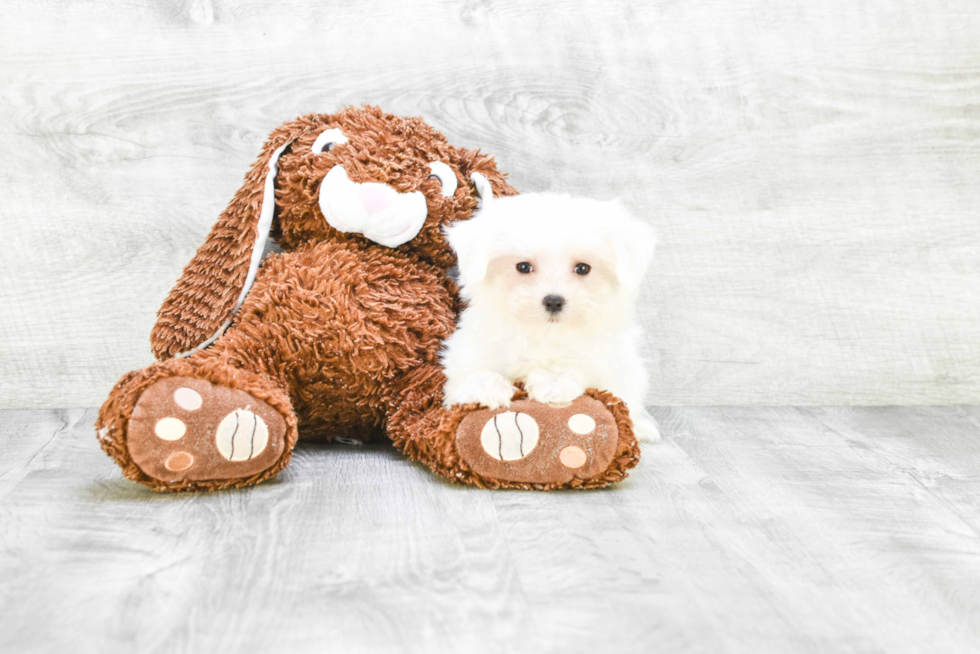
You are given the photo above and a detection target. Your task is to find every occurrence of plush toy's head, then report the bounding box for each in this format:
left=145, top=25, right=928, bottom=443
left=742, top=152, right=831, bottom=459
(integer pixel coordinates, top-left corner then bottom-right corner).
left=150, top=106, right=517, bottom=360
left=271, top=106, right=516, bottom=265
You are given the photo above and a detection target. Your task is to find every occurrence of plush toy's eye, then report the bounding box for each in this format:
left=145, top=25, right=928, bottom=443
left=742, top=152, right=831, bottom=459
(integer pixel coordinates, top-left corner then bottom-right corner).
left=428, top=161, right=459, bottom=197
left=574, top=263, right=591, bottom=276
left=516, top=262, right=533, bottom=274
left=311, top=128, right=348, bottom=155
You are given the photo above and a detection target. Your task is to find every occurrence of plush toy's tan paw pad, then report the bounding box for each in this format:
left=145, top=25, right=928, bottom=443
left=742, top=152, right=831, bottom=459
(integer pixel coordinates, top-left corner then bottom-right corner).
left=127, top=377, right=287, bottom=483
left=455, top=396, right=619, bottom=485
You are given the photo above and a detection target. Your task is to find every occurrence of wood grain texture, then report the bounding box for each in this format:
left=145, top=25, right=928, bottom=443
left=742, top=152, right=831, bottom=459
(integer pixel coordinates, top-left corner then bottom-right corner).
left=1, top=0, right=979, bottom=408
left=2, top=406, right=980, bottom=652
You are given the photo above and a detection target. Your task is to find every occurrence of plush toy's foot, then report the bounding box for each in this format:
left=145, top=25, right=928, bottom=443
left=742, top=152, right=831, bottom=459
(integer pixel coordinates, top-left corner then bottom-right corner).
left=126, top=376, right=288, bottom=486
left=455, top=394, right=630, bottom=487
left=97, top=361, right=298, bottom=492
left=389, top=383, right=641, bottom=490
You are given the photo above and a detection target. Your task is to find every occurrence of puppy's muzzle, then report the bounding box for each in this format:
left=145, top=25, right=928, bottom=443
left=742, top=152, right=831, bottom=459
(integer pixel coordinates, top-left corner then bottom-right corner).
left=318, top=165, right=428, bottom=248
left=543, top=294, right=565, bottom=314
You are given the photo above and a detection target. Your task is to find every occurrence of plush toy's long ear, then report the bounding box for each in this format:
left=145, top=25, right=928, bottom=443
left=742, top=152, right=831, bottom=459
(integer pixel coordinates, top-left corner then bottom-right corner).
left=458, top=148, right=519, bottom=199
left=149, top=128, right=301, bottom=360
left=470, top=173, right=494, bottom=210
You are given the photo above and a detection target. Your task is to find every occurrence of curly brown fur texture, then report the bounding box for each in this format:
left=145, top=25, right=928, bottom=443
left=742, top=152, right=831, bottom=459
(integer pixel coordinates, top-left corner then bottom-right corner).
left=150, top=107, right=515, bottom=360
left=203, top=240, right=461, bottom=442
left=96, top=106, right=640, bottom=492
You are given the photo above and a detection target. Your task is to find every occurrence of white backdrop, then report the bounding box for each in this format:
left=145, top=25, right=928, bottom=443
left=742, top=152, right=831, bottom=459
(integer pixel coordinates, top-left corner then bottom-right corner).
left=2, top=0, right=979, bottom=409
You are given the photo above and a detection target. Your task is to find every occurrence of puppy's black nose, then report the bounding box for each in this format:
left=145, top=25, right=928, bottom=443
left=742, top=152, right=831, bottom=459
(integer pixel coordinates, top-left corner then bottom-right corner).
left=543, top=294, right=565, bottom=314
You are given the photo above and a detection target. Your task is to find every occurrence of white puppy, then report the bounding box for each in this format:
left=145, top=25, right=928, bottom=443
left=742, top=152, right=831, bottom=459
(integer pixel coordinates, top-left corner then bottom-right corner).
left=441, top=192, right=660, bottom=442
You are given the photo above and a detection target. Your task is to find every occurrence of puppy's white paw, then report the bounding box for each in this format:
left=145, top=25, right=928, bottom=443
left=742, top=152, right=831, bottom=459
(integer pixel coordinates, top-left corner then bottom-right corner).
left=634, top=410, right=661, bottom=443
left=525, top=371, right=586, bottom=406
left=444, top=371, right=518, bottom=410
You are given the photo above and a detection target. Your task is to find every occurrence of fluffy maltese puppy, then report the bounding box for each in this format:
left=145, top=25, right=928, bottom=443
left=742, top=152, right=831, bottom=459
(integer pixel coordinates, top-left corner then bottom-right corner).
left=441, top=192, right=661, bottom=442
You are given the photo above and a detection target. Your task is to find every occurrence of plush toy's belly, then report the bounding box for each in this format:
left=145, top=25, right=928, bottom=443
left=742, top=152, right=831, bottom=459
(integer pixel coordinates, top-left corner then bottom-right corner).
left=213, top=240, right=458, bottom=440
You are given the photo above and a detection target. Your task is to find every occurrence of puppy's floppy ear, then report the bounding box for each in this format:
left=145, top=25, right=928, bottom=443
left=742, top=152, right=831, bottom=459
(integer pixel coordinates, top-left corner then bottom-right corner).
left=449, top=149, right=514, bottom=285
left=149, top=120, right=309, bottom=360
left=607, top=200, right=657, bottom=290
left=445, top=210, right=494, bottom=287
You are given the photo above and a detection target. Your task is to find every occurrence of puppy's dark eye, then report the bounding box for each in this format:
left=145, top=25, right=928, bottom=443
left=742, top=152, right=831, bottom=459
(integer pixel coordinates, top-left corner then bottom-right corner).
left=320, top=142, right=335, bottom=153
left=574, top=263, right=591, bottom=276
left=516, top=262, right=533, bottom=274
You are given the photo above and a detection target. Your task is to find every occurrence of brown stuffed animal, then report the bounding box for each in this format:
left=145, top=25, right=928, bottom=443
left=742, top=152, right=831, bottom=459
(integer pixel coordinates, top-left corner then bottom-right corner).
left=96, top=106, right=640, bottom=492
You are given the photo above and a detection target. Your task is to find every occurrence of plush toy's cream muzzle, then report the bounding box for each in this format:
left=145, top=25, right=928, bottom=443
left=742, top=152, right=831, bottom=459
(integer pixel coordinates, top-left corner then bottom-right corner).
left=318, top=165, right=428, bottom=248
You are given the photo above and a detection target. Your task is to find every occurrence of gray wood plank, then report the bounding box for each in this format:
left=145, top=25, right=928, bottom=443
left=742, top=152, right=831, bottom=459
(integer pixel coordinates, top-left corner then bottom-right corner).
left=3, top=407, right=980, bottom=652
left=0, top=409, right=85, bottom=501
left=803, top=406, right=980, bottom=535
left=2, top=0, right=980, bottom=408
left=652, top=406, right=980, bottom=652
left=0, top=409, right=525, bottom=654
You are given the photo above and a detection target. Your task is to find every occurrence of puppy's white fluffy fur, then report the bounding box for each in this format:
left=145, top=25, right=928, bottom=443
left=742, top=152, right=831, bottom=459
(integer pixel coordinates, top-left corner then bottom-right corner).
left=441, top=192, right=661, bottom=443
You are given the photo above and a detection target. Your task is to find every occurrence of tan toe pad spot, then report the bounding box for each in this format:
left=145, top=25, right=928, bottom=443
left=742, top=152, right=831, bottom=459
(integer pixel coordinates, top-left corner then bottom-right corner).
left=165, top=451, right=194, bottom=472
left=560, top=446, right=587, bottom=469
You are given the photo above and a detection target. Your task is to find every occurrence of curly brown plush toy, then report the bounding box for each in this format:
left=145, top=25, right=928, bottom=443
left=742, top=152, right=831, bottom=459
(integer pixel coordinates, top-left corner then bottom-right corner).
left=96, top=106, right=640, bottom=492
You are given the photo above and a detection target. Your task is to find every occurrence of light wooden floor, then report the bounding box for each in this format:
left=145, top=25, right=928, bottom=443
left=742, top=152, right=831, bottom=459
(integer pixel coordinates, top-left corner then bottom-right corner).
left=1, top=407, right=979, bottom=653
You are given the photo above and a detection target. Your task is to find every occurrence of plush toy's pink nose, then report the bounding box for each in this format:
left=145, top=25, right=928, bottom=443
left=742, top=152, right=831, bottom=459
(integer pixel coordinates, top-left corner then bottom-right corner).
left=357, top=183, right=396, bottom=215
